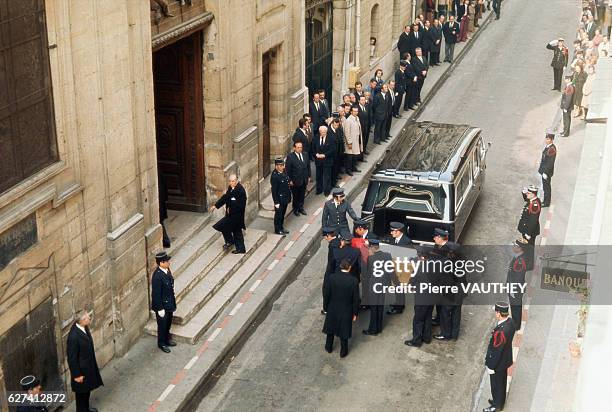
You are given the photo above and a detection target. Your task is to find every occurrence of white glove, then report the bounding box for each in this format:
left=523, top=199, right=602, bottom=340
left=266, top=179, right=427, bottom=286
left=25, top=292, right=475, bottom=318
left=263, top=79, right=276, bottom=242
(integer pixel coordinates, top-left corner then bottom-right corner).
left=542, top=173, right=548, bottom=180
left=524, top=234, right=531, bottom=240
left=486, top=367, right=495, bottom=375
left=157, top=309, right=165, bottom=318
left=274, top=204, right=280, bottom=209
left=563, top=109, right=568, bottom=113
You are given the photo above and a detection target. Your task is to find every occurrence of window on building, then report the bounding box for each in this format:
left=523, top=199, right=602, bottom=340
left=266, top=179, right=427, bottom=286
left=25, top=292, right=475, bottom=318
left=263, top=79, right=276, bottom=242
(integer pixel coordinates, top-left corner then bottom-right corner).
left=0, top=0, right=58, bottom=195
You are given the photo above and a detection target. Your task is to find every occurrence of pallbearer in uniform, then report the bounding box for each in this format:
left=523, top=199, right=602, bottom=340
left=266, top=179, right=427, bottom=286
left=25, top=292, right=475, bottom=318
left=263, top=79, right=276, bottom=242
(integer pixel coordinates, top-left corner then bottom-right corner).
left=331, top=233, right=361, bottom=283
left=405, top=246, right=434, bottom=347
left=517, top=185, right=541, bottom=270
left=151, top=251, right=177, bottom=353
left=507, top=238, right=528, bottom=330
left=270, top=158, right=291, bottom=236
left=323, top=259, right=360, bottom=358
left=538, top=130, right=557, bottom=207
left=321, top=188, right=359, bottom=239
left=362, top=239, right=393, bottom=335
left=387, top=222, right=412, bottom=316
left=483, top=302, right=516, bottom=412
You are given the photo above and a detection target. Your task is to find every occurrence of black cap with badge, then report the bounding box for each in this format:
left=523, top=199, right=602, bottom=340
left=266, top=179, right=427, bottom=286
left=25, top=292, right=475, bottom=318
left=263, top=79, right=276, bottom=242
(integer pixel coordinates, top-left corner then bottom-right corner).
left=494, top=301, right=510, bottom=315
left=20, top=375, right=41, bottom=391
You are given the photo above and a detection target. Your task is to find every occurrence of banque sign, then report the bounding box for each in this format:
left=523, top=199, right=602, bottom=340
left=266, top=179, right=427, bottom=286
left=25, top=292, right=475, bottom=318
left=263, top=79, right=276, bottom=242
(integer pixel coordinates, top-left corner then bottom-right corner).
left=540, top=267, right=589, bottom=292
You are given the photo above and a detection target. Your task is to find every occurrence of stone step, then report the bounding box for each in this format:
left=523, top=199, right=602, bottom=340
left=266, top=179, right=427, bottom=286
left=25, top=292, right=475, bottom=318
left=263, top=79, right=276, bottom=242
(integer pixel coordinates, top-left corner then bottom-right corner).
left=172, top=229, right=268, bottom=325
left=165, top=214, right=219, bottom=279
left=145, top=232, right=283, bottom=344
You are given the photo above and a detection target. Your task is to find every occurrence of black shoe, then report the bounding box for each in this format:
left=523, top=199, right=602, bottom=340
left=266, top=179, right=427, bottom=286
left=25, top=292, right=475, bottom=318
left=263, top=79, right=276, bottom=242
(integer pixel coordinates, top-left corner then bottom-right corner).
left=163, top=240, right=171, bottom=248
left=223, top=243, right=234, bottom=250
left=409, top=106, right=417, bottom=110
left=433, top=334, right=452, bottom=341
left=159, top=345, right=171, bottom=353
left=362, top=330, right=378, bottom=336
left=324, top=192, right=330, bottom=196
left=364, top=151, right=370, bottom=155
left=483, top=407, right=498, bottom=412
left=374, top=141, right=382, bottom=145
left=386, top=308, right=403, bottom=315
left=293, top=210, right=300, bottom=216
left=316, top=191, right=322, bottom=195
left=353, top=168, right=362, bottom=173
left=346, top=171, right=354, bottom=176
left=325, top=345, right=333, bottom=353
left=299, top=209, right=307, bottom=215
left=89, top=408, right=99, bottom=412
left=404, top=339, right=422, bottom=347
left=232, top=250, right=246, bottom=254
left=423, top=339, right=432, bottom=344
left=488, top=399, right=494, bottom=405
left=321, top=309, right=327, bottom=315
left=282, top=229, right=290, bottom=234
left=166, top=340, right=177, bottom=347
left=275, top=231, right=286, bottom=236
left=431, top=319, right=440, bottom=326
left=340, top=348, right=348, bottom=358
left=393, top=115, right=401, bottom=119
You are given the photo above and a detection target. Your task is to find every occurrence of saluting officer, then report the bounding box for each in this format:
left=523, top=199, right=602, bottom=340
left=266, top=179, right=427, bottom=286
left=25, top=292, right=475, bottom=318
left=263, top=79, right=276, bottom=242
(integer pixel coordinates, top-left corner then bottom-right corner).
left=484, top=302, right=516, bottom=412
left=517, top=185, right=541, bottom=270
left=538, top=129, right=557, bottom=207
left=271, top=158, right=292, bottom=236
left=321, top=188, right=359, bottom=239
left=151, top=251, right=177, bottom=353
left=507, top=238, right=528, bottom=330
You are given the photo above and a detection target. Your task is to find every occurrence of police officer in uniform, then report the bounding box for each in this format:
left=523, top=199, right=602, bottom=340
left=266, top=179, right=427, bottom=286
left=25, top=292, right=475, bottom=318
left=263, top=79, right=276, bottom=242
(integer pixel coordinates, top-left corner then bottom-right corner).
left=151, top=251, right=177, bottom=353
left=16, top=375, right=48, bottom=412
left=507, top=238, right=528, bottom=330
left=321, top=188, right=359, bottom=239
left=387, top=222, right=412, bottom=315
left=330, top=233, right=361, bottom=283
left=517, top=185, right=541, bottom=270
left=538, top=130, right=557, bottom=207
left=271, top=158, right=291, bottom=235
left=362, top=239, right=393, bottom=335
left=484, top=302, right=516, bottom=412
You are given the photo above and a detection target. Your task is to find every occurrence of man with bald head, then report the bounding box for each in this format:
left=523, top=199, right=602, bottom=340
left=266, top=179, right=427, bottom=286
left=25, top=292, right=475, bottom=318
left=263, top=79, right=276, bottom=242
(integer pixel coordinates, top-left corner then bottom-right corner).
left=210, top=174, right=247, bottom=253
left=313, top=125, right=335, bottom=196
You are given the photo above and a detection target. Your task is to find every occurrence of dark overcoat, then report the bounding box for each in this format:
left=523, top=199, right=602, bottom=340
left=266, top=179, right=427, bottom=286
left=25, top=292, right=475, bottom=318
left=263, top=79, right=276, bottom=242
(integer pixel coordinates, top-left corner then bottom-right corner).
left=213, top=183, right=247, bottom=232
left=66, top=323, right=104, bottom=393
left=323, top=271, right=359, bottom=339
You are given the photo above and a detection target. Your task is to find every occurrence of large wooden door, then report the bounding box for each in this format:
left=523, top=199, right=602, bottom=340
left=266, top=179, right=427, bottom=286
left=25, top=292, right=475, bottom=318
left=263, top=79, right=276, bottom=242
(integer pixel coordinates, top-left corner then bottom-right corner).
left=262, top=52, right=271, bottom=177
left=153, top=32, right=205, bottom=212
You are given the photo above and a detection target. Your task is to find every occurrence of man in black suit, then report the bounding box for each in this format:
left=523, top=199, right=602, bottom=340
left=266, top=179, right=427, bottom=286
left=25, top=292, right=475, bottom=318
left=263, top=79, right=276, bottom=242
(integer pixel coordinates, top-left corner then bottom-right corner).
left=319, top=89, right=331, bottom=118
left=398, top=25, right=411, bottom=60
left=386, top=81, right=397, bottom=137
left=443, top=15, right=459, bottom=62
left=327, top=117, right=344, bottom=183
left=313, top=125, right=335, bottom=196
left=372, top=83, right=390, bottom=145
left=151, top=251, right=177, bottom=352
left=66, top=310, right=103, bottom=412
left=357, top=95, right=370, bottom=155
left=286, top=141, right=310, bottom=216
left=412, top=48, right=429, bottom=105
left=354, top=81, right=365, bottom=100
left=309, top=93, right=327, bottom=140
left=405, top=246, right=435, bottom=347
left=484, top=302, right=516, bottom=412
left=403, top=55, right=419, bottom=111
left=430, top=19, right=443, bottom=65
left=422, top=21, right=434, bottom=64
left=394, top=61, right=408, bottom=117
left=323, top=259, right=360, bottom=358
left=210, top=175, right=248, bottom=253
left=407, top=23, right=423, bottom=60
left=292, top=118, right=311, bottom=155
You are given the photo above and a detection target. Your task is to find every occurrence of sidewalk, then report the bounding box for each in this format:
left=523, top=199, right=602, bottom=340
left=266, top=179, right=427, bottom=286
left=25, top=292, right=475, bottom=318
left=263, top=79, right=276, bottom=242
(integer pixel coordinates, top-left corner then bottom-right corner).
left=72, top=10, right=495, bottom=412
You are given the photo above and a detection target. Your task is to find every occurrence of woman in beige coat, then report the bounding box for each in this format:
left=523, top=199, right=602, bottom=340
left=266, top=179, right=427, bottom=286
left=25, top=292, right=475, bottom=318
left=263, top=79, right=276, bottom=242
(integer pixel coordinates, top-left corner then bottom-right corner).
left=343, top=106, right=363, bottom=175
left=581, top=66, right=595, bottom=120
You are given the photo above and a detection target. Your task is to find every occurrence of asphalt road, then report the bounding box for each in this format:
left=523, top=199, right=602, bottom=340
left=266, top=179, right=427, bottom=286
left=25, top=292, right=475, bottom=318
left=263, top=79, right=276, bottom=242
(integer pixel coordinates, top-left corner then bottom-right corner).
left=197, top=0, right=582, bottom=410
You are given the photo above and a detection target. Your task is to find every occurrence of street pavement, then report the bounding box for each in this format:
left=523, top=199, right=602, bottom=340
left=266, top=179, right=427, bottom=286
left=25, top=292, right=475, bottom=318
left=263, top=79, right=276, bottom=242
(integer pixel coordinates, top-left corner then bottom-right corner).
left=197, top=0, right=584, bottom=411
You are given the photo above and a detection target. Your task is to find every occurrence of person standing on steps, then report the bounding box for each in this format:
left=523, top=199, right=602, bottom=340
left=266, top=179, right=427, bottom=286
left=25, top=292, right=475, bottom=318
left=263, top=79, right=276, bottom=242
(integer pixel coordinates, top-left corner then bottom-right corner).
left=210, top=174, right=247, bottom=254
left=151, top=251, right=177, bottom=353
left=286, top=141, right=311, bottom=216
left=270, top=158, right=291, bottom=236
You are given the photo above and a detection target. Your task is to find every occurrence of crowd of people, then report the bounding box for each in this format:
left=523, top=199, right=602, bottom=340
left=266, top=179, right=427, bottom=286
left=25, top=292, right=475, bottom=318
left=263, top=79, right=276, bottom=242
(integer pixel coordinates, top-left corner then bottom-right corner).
left=550, top=1, right=610, bottom=136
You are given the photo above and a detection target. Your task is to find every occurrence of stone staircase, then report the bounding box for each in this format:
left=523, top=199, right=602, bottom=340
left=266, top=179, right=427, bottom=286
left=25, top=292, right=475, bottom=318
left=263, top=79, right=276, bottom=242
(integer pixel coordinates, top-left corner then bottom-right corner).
left=145, top=228, right=283, bottom=344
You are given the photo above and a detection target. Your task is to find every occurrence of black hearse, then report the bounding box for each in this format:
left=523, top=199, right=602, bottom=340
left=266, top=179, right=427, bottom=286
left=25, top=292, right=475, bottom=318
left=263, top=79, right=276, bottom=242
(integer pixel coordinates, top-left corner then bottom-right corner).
left=361, top=122, right=489, bottom=243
